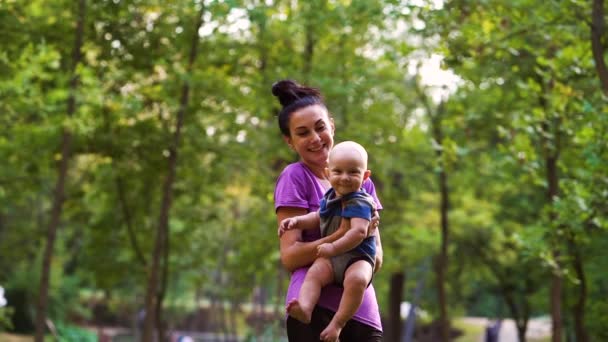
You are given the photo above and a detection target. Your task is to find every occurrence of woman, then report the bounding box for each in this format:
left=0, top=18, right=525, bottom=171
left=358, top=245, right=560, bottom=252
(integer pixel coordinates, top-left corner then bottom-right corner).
left=272, top=79, right=383, bottom=341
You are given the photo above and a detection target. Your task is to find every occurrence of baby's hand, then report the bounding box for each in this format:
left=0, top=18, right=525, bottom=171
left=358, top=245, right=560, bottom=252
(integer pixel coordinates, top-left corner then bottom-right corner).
left=278, top=217, right=298, bottom=237
left=317, top=243, right=336, bottom=258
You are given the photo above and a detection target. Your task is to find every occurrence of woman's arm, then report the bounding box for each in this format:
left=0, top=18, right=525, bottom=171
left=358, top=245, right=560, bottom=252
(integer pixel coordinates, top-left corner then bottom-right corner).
left=277, top=206, right=346, bottom=272
left=374, top=227, right=383, bottom=273
left=364, top=178, right=383, bottom=273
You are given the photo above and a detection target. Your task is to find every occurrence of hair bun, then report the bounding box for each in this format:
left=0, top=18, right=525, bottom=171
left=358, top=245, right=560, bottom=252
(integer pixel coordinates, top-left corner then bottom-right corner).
left=272, top=79, right=322, bottom=107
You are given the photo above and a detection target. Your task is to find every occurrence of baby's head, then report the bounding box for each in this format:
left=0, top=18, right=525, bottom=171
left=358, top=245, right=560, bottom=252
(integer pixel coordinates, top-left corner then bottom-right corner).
left=325, top=141, right=371, bottom=196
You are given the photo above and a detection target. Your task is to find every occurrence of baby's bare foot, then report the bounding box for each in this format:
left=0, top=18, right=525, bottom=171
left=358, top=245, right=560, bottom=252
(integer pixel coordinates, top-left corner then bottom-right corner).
left=286, top=299, right=311, bottom=324
left=320, top=321, right=343, bottom=342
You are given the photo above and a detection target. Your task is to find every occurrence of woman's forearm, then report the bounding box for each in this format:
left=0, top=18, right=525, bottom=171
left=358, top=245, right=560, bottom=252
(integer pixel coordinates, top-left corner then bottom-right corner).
left=278, top=207, right=339, bottom=271
left=280, top=235, right=334, bottom=271
left=374, top=227, right=383, bottom=273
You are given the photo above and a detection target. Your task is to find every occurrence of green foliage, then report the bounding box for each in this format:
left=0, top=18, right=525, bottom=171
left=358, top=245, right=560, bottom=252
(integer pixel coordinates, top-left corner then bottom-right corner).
left=0, top=286, right=13, bottom=332
left=55, top=322, right=96, bottom=342
left=0, top=307, right=14, bottom=332
left=587, top=299, right=608, bottom=340
left=0, top=0, right=606, bottom=339
left=414, top=0, right=607, bottom=337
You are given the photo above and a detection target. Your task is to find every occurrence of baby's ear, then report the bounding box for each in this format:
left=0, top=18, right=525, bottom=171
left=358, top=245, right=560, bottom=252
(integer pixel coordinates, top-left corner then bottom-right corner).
left=324, top=167, right=330, bottom=178
left=364, top=170, right=371, bottom=181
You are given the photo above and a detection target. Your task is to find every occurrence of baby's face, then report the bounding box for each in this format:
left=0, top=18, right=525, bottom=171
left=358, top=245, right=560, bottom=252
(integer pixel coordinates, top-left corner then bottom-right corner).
left=326, top=151, right=367, bottom=197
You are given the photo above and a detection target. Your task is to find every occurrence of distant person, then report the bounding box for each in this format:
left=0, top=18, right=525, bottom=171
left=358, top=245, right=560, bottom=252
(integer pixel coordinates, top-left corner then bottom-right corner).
left=485, top=319, right=502, bottom=342
left=177, top=335, right=194, bottom=342
left=273, top=79, right=383, bottom=341
left=278, top=141, right=377, bottom=342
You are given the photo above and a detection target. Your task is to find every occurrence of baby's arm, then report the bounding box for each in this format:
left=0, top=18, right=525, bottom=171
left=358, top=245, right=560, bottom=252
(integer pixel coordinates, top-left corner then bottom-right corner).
left=278, top=211, right=321, bottom=237
left=317, top=217, right=369, bottom=258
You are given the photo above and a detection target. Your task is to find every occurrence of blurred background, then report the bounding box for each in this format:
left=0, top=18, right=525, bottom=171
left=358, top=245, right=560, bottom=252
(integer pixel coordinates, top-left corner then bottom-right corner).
left=0, top=0, right=606, bottom=341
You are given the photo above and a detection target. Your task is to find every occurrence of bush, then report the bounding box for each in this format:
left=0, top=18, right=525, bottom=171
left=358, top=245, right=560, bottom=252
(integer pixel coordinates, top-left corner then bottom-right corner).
left=0, top=307, right=14, bottom=332
left=588, top=301, right=608, bottom=341
left=0, top=285, right=14, bottom=331
left=56, top=322, right=96, bottom=342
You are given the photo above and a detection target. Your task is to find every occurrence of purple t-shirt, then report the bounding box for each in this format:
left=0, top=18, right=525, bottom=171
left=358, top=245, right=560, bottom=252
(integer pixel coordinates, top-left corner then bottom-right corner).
left=274, top=161, right=383, bottom=331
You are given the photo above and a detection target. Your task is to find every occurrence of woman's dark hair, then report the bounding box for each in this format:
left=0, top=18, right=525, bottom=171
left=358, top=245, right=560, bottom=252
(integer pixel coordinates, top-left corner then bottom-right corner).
left=271, top=79, right=327, bottom=137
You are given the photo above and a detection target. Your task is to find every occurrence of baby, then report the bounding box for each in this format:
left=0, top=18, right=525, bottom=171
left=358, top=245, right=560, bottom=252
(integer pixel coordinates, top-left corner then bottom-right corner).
left=278, top=141, right=377, bottom=342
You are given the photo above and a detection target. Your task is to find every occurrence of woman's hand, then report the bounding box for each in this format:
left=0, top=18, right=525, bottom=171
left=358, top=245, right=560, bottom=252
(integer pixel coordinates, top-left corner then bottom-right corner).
left=371, top=209, right=382, bottom=273
left=368, top=209, right=380, bottom=237
left=374, top=251, right=383, bottom=273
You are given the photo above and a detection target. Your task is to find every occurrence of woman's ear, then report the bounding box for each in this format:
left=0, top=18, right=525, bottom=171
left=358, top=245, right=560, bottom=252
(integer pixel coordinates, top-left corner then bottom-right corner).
left=329, top=118, right=335, bottom=136
left=283, top=135, right=294, bottom=150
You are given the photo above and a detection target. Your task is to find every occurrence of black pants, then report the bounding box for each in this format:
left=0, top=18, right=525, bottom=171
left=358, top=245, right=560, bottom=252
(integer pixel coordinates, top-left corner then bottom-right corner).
left=286, top=306, right=383, bottom=341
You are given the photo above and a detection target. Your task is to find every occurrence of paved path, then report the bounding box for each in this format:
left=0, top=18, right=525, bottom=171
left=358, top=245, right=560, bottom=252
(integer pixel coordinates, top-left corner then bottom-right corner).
left=499, top=317, right=551, bottom=341
left=461, top=317, right=551, bottom=342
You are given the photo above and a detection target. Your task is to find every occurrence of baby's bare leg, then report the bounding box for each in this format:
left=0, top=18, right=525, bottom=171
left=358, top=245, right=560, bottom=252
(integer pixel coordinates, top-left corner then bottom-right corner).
left=287, top=258, right=333, bottom=324
left=320, top=260, right=373, bottom=342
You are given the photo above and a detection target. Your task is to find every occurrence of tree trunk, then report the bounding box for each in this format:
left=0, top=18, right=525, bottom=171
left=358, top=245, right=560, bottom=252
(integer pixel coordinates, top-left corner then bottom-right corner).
left=433, top=103, right=450, bottom=342
left=155, top=226, right=170, bottom=341
left=387, top=272, right=405, bottom=342
left=302, top=1, right=323, bottom=81
left=436, top=168, right=450, bottom=342
left=537, top=74, right=562, bottom=342
left=34, top=1, right=86, bottom=340
left=477, top=253, right=531, bottom=342
left=337, top=35, right=349, bottom=128
left=416, top=85, right=450, bottom=342
left=546, top=151, right=562, bottom=342
left=516, top=303, right=530, bottom=342
left=116, top=177, right=147, bottom=266
left=503, top=291, right=528, bottom=342
left=209, top=296, right=219, bottom=337
left=569, top=237, right=589, bottom=342
left=256, top=5, right=269, bottom=88
left=303, top=23, right=314, bottom=81
left=141, top=5, right=205, bottom=341
left=229, top=300, right=238, bottom=339
left=591, top=0, right=608, bottom=95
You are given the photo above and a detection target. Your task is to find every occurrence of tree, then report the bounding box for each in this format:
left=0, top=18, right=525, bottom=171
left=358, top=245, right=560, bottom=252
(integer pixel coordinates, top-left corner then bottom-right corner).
left=35, top=1, right=86, bottom=340
left=141, top=3, right=206, bottom=341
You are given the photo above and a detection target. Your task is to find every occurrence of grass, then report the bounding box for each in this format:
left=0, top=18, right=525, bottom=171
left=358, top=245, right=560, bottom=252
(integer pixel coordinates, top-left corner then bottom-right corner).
left=0, top=332, right=80, bottom=342
left=452, top=318, right=485, bottom=342
left=0, top=333, right=32, bottom=342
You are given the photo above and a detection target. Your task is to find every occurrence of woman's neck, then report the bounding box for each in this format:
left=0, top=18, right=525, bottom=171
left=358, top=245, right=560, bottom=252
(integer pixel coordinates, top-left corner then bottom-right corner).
left=317, top=176, right=330, bottom=190
left=301, top=161, right=326, bottom=179
left=302, top=161, right=330, bottom=190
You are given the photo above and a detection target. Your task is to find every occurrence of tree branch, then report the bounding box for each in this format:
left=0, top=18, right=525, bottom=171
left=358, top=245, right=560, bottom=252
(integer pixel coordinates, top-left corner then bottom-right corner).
left=591, top=0, right=608, bottom=95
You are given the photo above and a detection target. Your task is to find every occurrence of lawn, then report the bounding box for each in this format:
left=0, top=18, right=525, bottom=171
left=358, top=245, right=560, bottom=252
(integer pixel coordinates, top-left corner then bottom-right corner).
left=0, top=333, right=34, bottom=342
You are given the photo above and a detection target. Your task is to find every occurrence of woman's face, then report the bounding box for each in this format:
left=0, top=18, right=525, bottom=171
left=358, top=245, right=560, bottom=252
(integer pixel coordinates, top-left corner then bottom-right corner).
left=284, top=104, right=335, bottom=172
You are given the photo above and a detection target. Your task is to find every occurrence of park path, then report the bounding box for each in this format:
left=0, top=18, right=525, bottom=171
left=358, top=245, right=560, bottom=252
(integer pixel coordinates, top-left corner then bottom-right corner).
left=498, top=317, right=551, bottom=341
left=462, top=317, right=551, bottom=342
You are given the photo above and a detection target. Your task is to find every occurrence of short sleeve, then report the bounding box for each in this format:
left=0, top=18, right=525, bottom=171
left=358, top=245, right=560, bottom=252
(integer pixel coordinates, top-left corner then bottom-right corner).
left=274, top=163, right=324, bottom=212
left=275, top=166, right=308, bottom=210
left=342, top=199, right=373, bottom=220
left=363, top=178, right=383, bottom=210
